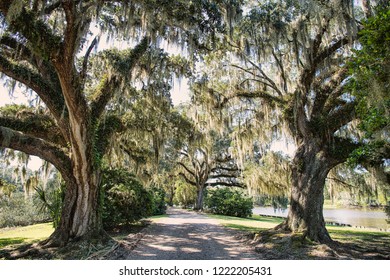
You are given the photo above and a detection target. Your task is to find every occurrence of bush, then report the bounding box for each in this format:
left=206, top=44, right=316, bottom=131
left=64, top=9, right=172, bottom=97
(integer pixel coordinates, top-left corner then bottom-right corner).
left=0, top=193, right=50, bottom=228
left=150, top=186, right=167, bottom=215
left=102, top=169, right=154, bottom=229
left=204, top=188, right=253, bottom=218
left=34, top=178, right=65, bottom=229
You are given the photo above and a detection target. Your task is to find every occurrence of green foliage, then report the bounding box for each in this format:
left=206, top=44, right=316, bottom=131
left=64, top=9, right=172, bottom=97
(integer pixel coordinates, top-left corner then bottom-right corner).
left=149, top=186, right=167, bottom=215
left=0, top=192, right=50, bottom=228
left=34, top=184, right=64, bottom=229
left=102, top=168, right=154, bottom=229
left=204, top=187, right=253, bottom=218
left=0, top=177, right=17, bottom=198
left=386, top=203, right=390, bottom=224
left=347, top=141, right=388, bottom=166
left=349, top=7, right=390, bottom=138
left=173, top=180, right=197, bottom=208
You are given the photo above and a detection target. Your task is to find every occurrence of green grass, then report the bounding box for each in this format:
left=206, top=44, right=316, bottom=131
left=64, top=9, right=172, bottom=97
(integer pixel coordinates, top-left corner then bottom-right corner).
left=0, top=223, right=54, bottom=249
left=0, top=214, right=169, bottom=249
left=207, top=213, right=284, bottom=231
left=208, top=213, right=390, bottom=243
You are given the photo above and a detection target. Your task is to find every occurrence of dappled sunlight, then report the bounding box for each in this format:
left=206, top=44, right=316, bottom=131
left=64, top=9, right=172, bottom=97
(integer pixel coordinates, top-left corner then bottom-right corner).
left=126, top=208, right=258, bottom=260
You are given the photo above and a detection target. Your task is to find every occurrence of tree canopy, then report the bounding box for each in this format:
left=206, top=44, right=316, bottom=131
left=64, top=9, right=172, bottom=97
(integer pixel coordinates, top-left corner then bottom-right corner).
left=0, top=0, right=389, bottom=249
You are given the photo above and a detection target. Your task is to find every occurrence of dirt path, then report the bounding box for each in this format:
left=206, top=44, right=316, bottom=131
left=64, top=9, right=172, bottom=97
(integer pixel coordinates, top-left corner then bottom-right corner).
left=125, top=207, right=258, bottom=260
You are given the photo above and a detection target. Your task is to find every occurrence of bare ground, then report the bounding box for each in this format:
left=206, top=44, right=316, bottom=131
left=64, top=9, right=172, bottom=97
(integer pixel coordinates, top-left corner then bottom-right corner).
left=111, top=207, right=258, bottom=260
left=106, top=207, right=390, bottom=260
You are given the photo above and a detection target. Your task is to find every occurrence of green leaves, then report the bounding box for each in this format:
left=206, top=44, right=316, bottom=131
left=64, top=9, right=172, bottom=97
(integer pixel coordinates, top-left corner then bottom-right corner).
left=349, top=7, right=390, bottom=141
left=204, top=187, right=253, bottom=218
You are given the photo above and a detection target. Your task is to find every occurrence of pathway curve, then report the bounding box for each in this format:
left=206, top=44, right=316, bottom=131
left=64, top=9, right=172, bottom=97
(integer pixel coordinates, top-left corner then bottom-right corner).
left=126, top=207, right=258, bottom=260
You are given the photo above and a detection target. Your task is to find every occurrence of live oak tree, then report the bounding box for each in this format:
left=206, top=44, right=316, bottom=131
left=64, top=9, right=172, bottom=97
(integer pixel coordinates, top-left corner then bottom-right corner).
left=178, top=107, right=243, bottom=210
left=0, top=0, right=241, bottom=247
left=196, top=0, right=373, bottom=243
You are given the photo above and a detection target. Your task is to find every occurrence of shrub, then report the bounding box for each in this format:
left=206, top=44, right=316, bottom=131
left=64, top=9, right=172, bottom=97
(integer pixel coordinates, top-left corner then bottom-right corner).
left=102, top=169, right=154, bottom=229
left=34, top=178, right=65, bottom=229
left=150, top=186, right=167, bottom=215
left=204, top=188, right=253, bottom=218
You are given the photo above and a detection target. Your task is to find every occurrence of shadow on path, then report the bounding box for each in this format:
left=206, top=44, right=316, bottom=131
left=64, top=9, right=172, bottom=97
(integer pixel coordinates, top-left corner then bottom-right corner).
left=126, top=208, right=258, bottom=260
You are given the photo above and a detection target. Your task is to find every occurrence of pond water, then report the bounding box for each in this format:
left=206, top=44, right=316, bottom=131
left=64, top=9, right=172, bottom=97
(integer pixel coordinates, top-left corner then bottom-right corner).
left=253, top=206, right=390, bottom=230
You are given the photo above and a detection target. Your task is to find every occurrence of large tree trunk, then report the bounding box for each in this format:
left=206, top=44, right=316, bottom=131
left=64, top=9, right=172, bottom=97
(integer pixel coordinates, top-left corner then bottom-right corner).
left=46, top=174, right=103, bottom=247
left=278, top=139, right=333, bottom=243
left=194, top=186, right=205, bottom=211
left=43, top=120, right=105, bottom=247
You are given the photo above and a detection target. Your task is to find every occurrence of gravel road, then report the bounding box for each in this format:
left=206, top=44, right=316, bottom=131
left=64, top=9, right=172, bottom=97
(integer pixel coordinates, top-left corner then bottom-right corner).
left=126, top=207, right=259, bottom=260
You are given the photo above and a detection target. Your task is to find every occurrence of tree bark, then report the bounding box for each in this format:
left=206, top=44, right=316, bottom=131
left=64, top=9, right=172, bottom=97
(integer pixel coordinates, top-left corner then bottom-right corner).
left=194, top=186, right=205, bottom=211
left=278, top=138, right=333, bottom=243
left=45, top=169, right=103, bottom=247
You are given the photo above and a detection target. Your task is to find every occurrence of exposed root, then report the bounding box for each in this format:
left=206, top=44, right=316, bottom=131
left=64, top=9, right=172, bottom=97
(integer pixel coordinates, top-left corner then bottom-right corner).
left=236, top=226, right=390, bottom=260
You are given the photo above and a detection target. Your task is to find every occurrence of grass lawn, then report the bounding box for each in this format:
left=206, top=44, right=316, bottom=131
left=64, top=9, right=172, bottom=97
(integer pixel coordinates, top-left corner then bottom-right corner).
left=207, top=213, right=390, bottom=245
left=208, top=213, right=390, bottom=259
left=0, top=223, right=54, bottom=249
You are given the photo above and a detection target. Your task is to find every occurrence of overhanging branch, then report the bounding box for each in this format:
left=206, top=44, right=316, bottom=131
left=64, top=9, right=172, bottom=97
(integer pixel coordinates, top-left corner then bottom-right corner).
left=0, top=126, right=72, bottom=180
left=0, top=115, right=67, bottom=146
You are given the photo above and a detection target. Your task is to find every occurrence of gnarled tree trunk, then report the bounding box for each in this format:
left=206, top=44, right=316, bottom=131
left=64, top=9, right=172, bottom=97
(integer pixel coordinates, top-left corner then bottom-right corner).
left=46, top=171, right=103, bottom=247
left=278, top=138, right=334, bottom=243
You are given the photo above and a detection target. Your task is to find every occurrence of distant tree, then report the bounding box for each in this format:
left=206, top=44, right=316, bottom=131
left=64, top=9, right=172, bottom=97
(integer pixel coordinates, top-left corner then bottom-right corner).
left=0, top=177, right=17, bottom=199
left=178, top=133, right=243, bottom=210
left=173, top=179, right=197, bottom=209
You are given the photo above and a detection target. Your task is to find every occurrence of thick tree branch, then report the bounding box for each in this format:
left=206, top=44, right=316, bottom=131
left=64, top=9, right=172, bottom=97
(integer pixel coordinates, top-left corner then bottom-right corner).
left=0, top=126, right=72, bottom=181
left=328, top=136, right=360, bottom=165
left=0, top=35, right=63, bottom=94
left=0, top=115, right=67, bottom=147
left=326, top=101, right=356, bottom=133
left=90, top=76, right=121, bottom=121
left=231, top=90, right=287, bottom=106
left=80, top=36, right=98, bottom=83
left=178, top=172, right=197, bottom=186
left=90, top=37, right=150, bottom=120
left=1, top=6, right=62, bottom=60
left=311, top=68, right=348, bottom=117
left=95, top=115, right=124, bottom=157
left=0, top=54, right=69, bottom=138
left=177, top=161, right=196, bottom=178
left=314, top=37, right=351, bottom=67
left=206, top=181, right=245, bottom=188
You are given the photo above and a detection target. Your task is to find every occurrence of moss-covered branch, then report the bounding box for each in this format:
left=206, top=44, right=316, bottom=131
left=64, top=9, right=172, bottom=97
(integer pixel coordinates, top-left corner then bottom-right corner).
left=0, top=126, right=72, bottom=181
left=94, top=115, right=124, bottom=162
left=0, top=114, right=67, bottom=147
left=1, top=5, right=62, bottom=60
left=90, top=76, right=121, bottom=121
left=326, top=101, right=356, bottom=133
left=0, top=54, right=69, bottom=138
